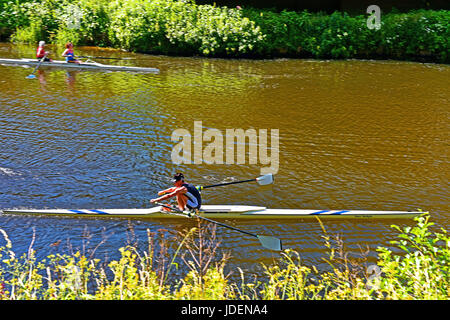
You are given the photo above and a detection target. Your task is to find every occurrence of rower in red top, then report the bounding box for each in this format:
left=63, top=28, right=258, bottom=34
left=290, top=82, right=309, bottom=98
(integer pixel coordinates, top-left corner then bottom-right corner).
left=150, top=173, right=202, bottom=212
left=36, top=41, right=52, bottom=61
left=61, top=42, right=80, bottom=64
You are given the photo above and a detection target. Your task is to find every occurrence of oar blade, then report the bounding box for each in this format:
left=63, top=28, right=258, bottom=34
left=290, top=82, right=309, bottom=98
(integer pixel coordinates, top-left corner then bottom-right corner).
left=257, top=235, right=282, bottom=251
left=26, top=74, right=37, bottom=79
left=154, top=202, right=282, bottom=251
left=256, top=173, right=274, bottom=186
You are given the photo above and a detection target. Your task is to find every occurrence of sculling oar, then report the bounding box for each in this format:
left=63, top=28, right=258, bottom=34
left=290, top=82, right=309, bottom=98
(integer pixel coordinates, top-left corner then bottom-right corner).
left=197, top=173, right=274, bottom=191
left=154, top=201, right=282, bottom=251
left=26, top=53, right=48, bottom=79
left=76, top=55, right=135, bottom=60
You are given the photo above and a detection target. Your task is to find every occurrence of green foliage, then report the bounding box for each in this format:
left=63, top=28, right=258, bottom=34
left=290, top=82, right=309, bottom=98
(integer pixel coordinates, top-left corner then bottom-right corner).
left=53, top=27, right=81, bottom=45
left=106, top=0, right=263, bottom=56
left=243, top=8, right=449, bottom=62
left=94, top=246, right=169, bottom=299
left=0, top=1, right=447, bottom=62
left=2, top=0, right=110, bottom=45
left=376, top=214, right=449, bottom=299
left=10, top=20, right=45, bottom=43
left=0, top=1, right=33, bottom=38
left=381, top=10, right=450, bottom=62
left=166, top=3, right=263, bottom=57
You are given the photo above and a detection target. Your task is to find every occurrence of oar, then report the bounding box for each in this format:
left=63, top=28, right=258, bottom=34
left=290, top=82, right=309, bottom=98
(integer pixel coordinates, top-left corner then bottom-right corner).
left=197, top=173, right=274, bottom=191
left=154, top=201, right=282, bottom=251
left=76, top=55, right=135, bottom=60
left=26, top=53, right=48, bottom=79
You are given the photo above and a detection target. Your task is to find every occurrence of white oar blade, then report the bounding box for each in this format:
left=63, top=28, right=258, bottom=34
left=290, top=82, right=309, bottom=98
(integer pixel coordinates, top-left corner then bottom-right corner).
left=257, top=235, right=282, bottom=251
left=256, top=173, right=274, bottom=186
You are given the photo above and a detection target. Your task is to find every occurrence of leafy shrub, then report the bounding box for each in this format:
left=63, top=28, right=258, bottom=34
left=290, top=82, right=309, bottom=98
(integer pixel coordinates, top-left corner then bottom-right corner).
left=10, top=20, right=45, bottom=44
left=243, top=8, right=449, bottom=62
left=107, top=0, right=263, bottom=56
left=52, top=0, right=110, bottom=46
left=381, top=10, right=450, bottom=61
left=6, top=0, right=63, bottom=44
left=376, top=214, right=449, bottom=299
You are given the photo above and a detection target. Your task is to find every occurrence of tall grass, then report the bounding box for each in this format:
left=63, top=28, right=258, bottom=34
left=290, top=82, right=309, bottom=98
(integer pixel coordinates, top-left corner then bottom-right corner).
left=0, top=213, right=448, bottom=300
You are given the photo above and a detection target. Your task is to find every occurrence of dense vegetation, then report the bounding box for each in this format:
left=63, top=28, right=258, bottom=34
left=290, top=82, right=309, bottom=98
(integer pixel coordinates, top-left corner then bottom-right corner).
left=0, top=0, right=448, bottom=62
left=0, top=213, right=448, bottom=300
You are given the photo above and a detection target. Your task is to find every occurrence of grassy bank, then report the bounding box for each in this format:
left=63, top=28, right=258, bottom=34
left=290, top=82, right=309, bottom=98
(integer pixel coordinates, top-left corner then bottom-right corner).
left=0, top=213, right=448, bottom=300
left=0, top=0, right=448, bottom=63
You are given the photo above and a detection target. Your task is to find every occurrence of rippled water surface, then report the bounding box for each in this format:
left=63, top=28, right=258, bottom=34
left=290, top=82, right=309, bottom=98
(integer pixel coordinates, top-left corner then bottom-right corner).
left=0, top=43, right=448, bottom=279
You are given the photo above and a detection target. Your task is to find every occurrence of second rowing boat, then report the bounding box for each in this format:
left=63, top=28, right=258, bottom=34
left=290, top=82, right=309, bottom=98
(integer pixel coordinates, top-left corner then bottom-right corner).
left=0, top=58, right=159, bottom=73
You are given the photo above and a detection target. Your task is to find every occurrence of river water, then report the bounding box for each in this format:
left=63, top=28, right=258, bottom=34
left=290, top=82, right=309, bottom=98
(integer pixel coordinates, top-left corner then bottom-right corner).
left=0, top=43, right=448, bottom=281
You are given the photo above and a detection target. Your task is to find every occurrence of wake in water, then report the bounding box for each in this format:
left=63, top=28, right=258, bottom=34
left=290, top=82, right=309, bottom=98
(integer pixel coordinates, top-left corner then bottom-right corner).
left=0, top=167, right=21, bottom=176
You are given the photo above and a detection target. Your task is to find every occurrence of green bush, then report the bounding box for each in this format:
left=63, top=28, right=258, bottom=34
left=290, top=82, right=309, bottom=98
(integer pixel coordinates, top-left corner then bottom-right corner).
left=10, top=20, right=45, bottom=43
left=107, top=0, right=263, bottom=56
left=375, top=214, right=449, bottom=299
left=381, top=10, right=450, bottom=61
left=0, top=0, right=32, bottom=38
left=5, top=0, right=63, bottom=44
left=243, top=8, right=449, bottom=62
left=52, top=0, right=110, bottom=46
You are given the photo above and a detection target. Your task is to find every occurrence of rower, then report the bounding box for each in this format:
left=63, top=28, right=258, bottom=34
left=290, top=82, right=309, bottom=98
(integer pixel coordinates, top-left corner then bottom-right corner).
left=61, top=42, right=80, bottom=64
left=36, top=41, right=52, bottom=61
left=150, top=173, right=202, bottom=213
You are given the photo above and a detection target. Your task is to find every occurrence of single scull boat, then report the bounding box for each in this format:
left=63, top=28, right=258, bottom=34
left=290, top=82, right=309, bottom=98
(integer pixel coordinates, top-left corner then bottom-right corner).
left=0, top=175, right=422, bottom=219
left=0, top=58, right=159, bottom=73
left=1, top=206, right=422, bottom=219
left=0, top=173, right=423, bottom=251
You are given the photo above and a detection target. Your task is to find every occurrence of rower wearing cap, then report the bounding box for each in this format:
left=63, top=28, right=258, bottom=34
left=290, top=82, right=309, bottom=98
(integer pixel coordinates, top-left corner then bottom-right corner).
left=150, top=173, right=202, bottom=212
left=36, top=41, right=52, bottom=61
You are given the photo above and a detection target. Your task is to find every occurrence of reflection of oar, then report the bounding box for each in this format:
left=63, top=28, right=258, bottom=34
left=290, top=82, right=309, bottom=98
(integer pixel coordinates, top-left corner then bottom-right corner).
left=26, top=53, right=48, bottom=79
left=154, top=201, right=282, bottom=251
left=197, top=173, right=274, bottom=191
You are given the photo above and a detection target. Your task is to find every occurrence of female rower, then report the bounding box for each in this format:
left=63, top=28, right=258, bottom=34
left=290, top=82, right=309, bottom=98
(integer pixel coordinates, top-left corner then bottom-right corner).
left=61, top=42, right=80, bottom=64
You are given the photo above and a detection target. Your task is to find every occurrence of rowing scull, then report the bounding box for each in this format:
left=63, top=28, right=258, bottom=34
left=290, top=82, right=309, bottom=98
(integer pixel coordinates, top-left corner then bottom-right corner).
left=0, top=58, right=159, bottom=73
left=1, top=205, right=423, bottom=219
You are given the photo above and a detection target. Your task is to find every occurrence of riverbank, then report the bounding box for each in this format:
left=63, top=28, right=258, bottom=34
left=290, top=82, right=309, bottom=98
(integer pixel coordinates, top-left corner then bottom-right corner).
left=0, top=213, right=448, bottom=300
left=0, top=0, right=448, bottom=63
